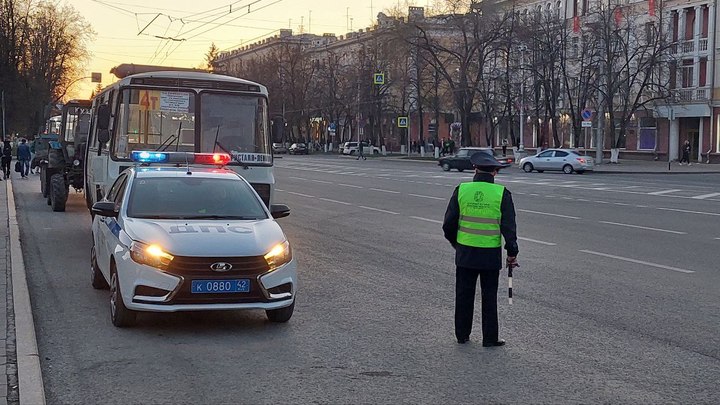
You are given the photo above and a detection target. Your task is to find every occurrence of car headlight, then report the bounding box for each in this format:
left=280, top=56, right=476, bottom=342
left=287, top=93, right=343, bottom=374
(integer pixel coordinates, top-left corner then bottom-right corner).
left=264, top=240, right=292, bottom=271
left=130, top=241, right=174, bottom=270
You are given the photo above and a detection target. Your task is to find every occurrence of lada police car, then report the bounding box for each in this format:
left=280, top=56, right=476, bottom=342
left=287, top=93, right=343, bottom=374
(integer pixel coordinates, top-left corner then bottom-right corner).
left=90, top=151, right=296, bottom=327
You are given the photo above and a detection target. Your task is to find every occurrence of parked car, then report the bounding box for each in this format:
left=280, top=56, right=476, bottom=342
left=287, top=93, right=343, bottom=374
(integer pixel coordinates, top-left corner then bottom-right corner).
left=272, top=143, right=288, bottom=154
left=519, top=149, right=594, bottom=174
left=288, top=143, right=309, bottom=155
left=438, top=147, right=514, bottom=172
left=342, top=141, right=380, bottom=156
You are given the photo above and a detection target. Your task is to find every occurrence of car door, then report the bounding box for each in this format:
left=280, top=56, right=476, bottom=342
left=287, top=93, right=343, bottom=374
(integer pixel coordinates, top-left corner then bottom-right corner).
left=534, top=150, right=555, bottom=170
left=97, top=173, right=128, bottom=272
left=550, top=150, right=570, bottom=170
left=453, top=149, right=468, bottom=169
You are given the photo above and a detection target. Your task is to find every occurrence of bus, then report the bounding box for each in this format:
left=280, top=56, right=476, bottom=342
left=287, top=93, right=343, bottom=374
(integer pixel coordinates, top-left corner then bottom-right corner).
left=84, top=65, right=274, bottom=210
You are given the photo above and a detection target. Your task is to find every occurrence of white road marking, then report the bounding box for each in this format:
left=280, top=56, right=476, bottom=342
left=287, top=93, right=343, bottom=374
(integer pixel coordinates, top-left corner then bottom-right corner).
left=598, top=221, right=687, bottom=235
left=648, top=189, right=682, bottom=195
left=318, top=197, right=352, bottom=205
left=579, top=250, right=695, bottom=274
left=408, top=193, right=445, bottom=200
left=310, top=179, right=332, bottom=184
left=518, top=237, right=557, bottom=246
left=613, top=202, right=630, bottom=206
left=691, top=192, right=720, bottom=200
left=594, top=200, right=610, bottom=204
left=285, top=191, right=315, bottom=198
left=656, top=207, right=720, bottom=217
left=410, top=216, right=443, bottom=224
left=576, top=198, right=589, bottom=202
left=275, top=188, right=284, bottom=192
left=338, top=183, right=363, bottom=188
left=358, top=205, right=399, bottom=214
left=370, top=188, right=400, bottom=194
left=635, top=205, right=648, bottom=208
left=518, top=209, right=581, bottom=220
left=288, top=176, right=307, bottom=181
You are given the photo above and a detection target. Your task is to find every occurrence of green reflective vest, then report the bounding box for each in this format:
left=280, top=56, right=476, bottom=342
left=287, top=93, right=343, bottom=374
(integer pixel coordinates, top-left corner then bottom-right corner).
left=456, top=182, right=504, bottom=248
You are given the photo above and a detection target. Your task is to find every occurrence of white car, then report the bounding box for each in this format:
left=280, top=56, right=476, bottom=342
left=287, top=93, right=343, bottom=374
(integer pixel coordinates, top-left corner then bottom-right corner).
left=90, top=151, right=296, bottom=327
left=519, top=148, right=594, bottom=174
left=342, top=141, right=380, bottom=156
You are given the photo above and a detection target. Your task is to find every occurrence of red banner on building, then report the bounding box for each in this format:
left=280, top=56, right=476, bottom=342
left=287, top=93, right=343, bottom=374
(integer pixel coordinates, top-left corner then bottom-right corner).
left=649, top=0, right=656, bottom=16
left=573, top=15, right=580, bottom=33
left=614, top=8, right=623, bottom=25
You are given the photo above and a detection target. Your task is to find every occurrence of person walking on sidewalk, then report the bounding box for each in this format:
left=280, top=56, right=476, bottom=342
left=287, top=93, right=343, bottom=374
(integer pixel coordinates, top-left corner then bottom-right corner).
left=1, top=141, right=11, bottom=180
left=356, top=142, right=366, bottom=160
left=680, top=140, right=692, bottom=165
left=17, top=138, right=32, bottom=178
left=442, top=152, right=519, bottom=347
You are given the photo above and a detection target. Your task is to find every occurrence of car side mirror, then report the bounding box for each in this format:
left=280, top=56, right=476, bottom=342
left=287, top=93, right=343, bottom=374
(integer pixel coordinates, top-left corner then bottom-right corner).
left=92, top=201, right=119, bottom=218
left=270, top=204, right=290, bottom=219
left=96, top=104, right=111, bottom=130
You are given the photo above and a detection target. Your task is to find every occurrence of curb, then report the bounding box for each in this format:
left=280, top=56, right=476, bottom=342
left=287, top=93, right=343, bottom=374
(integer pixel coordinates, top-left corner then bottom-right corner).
left=6, top=180, right=46, bottom=405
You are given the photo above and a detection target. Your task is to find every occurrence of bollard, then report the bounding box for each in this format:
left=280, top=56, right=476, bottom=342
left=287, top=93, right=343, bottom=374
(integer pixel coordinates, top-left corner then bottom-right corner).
left=381, top=145, right=387, bottom=156
left=420, top=146, right=425, bottom=157
left=400, top=145, right=406, bottom=154
left=434, top=147, right=440, bottom=159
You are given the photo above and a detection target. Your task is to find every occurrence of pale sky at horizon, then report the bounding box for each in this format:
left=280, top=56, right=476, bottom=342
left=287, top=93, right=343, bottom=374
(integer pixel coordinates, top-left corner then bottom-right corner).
left=65, top=0, right=418, bottom=98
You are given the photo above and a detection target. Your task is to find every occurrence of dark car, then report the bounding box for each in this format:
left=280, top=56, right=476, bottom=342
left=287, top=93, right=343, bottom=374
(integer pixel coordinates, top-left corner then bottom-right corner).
left=288, top=143, right=309, bottom=155
left=438, top=147, right=514, bottom=172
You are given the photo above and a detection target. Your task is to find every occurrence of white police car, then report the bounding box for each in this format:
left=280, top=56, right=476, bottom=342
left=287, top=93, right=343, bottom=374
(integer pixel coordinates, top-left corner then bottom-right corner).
left=90, top=151, right=296, bottom=327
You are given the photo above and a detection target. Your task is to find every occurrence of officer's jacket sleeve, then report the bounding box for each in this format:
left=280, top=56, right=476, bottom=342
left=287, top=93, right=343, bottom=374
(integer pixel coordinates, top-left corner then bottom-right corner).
left=442, top=186, right=460, bottom=247
left=501, top=189, right=519, bottom=256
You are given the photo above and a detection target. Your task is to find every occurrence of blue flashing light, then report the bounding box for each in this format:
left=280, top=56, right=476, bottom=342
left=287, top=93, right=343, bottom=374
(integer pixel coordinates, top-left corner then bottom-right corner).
left=131, top=151, right=169, bottom=163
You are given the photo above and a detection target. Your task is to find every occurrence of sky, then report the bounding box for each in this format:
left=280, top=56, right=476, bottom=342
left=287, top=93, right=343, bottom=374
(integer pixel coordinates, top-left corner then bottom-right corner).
left=64, top=0, right=418, bottom=98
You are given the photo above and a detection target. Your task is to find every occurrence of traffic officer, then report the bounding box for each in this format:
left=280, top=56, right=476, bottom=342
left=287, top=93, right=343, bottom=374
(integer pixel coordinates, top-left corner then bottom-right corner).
left=442, top=152, right=518, bottom=346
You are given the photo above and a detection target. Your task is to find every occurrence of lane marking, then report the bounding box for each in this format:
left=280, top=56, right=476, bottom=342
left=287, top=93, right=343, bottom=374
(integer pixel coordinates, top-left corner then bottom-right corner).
left=289, top=176, right=307, bottom=181
left=275, top=188, right=284, bottom=192
left=410, top=216, right=443, bottom=224
left=656, top=207, right=720, bottom=217
left=338, top=183, right=363, bottom=188
left=285, top=191, right=315, bottom=198
left=648, top=189, right=682, bottom=195
left=518, top=237, right=557, bottom=246
left=370, top=188, right=400, bottom=194
left=691, top=192, right=720, bottom=200
left=310, top=179, right=333, bottom=184
left=518, top=209, right=581, bottom=220
left=579, top=250, right=695, bottom=274
left=358, top=206, right=399, bottom=215
left=594, top=200, right=610, bottom=204
left=408, top=193, right=445, bottom=200
left=319, top=198, right=352, bottom=205
left=598, top=221, right=687, bottom=235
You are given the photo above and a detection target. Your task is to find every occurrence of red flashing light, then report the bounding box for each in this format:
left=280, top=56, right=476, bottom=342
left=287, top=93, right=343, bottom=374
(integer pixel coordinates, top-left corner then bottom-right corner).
left=195, top=153, right=231, bottom=165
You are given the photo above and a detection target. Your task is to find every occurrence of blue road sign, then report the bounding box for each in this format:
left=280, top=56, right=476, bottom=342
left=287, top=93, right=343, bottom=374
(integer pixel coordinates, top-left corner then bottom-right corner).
left=397, top=116, right=408, bottom=128
left=582, top=109, right=593, bottom=121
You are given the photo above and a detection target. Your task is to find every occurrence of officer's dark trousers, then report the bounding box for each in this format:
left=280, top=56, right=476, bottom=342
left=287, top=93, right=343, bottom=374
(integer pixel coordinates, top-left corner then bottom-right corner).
left=455, top=266, right=500, bottom=342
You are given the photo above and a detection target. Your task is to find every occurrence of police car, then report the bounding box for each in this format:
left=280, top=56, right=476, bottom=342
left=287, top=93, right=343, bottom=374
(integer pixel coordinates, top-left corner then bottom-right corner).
left=90, top=151, right=296, bottom=327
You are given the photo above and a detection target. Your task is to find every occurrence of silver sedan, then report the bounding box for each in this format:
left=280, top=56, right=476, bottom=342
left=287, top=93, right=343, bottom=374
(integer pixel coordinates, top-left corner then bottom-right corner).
left=519, top=149, right=594, bottom=174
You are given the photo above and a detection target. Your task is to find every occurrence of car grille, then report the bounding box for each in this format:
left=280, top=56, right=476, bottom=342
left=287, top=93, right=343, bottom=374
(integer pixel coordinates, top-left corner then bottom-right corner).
left=164, top=255, right=272, bottom=305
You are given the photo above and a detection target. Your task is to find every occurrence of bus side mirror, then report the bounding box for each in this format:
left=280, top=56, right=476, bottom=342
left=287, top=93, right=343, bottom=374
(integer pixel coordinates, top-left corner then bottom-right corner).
left=98, top=129, right=110, bottom=144
left=97, top=104, right=111, bottom=130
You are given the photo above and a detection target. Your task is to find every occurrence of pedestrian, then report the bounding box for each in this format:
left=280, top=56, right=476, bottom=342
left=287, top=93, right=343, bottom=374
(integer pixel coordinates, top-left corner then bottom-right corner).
left=17, top=138, right=32, bottom=178
left=449, top=139, right=456, bottom=155
left=680, top=140, right=691, bottom=165
left=501, top=138, right=508, bottom=157
left=356, top=141, right=366, bottom=160
left=1, top=141, right=11, bottom=180
left=442, top=152, right=519, bottom=347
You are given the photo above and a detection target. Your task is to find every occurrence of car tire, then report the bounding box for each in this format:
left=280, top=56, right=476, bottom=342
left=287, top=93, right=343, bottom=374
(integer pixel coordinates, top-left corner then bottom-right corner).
left=562, top=164, right=574, bottom=174
left=350, top=150, right=356, bottom=156
left=373, top=150, right=379, bottom=155
left=442, top=163, right=451, bottom=171
left=50, top=173, right=67, bottom=212
left=522, top=163, right=534, bottom=173
left=266, top=301, right=294, bottom=323
left=91, top=245, right=109, bottom=290
left=458, top=168, right=464, bottom=172
left=110, top=264, right=137, bottom=327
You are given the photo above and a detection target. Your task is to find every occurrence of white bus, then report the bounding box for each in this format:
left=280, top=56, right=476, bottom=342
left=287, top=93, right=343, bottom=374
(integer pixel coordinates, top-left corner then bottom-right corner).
left=85, top=65, right=274, bottom=209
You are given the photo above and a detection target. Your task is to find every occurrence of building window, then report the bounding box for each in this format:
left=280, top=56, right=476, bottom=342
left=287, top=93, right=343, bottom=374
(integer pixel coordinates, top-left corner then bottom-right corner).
left=556, top=1, right=562, bottom=18
left=681, top=59, right=694, bottom=88
left=638, top=117, right=657, bottom=150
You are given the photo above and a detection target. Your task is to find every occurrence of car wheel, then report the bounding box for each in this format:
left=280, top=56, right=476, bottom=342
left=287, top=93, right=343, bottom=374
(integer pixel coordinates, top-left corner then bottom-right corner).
left=110, top=264, right=137, bottom=327
left=373, top=150, right=379, bottom=155
left=458, top=168, right=464, bottom=172
left=266, top=301, right=295, bottom=323
left=441, top=163, right=451, bottom=171
left=562, top=164, right=574, bottom=174
left=350, top=150, right=356, bottom=156
left=522, top=163, right=534, bottom=173
left=91, top=245, right=109, bottom=290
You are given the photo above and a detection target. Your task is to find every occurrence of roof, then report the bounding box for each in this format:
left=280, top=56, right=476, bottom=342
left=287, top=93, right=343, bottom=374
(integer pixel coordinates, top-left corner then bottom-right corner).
left=133, top=166, right=243, bottom=180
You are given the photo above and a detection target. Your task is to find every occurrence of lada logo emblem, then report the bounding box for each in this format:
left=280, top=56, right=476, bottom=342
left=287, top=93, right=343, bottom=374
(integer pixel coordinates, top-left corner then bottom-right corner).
left=210, top=262, right=233, bottom=272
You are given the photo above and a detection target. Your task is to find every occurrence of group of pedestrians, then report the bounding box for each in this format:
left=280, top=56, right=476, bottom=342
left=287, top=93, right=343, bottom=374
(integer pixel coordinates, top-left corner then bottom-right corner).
left=0, top=138, right=33, bottom=181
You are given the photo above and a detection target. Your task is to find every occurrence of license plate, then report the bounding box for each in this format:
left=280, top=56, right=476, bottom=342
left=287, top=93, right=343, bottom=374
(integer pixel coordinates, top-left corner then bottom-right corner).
left=191, top=279, right=250, bottom=294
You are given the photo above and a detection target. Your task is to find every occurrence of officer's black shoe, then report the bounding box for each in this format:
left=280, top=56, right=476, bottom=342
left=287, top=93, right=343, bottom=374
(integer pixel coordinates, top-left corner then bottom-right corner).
left=457, top=337, right=469, bottom=344
left=482, top=339, right=506, bottom=347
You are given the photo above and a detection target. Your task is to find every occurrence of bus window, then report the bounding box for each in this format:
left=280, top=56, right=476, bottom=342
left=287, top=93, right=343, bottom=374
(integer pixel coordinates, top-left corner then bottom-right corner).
left=114, top=88, right=196, bottom=159
left=200, top=93, right=271, bottom=165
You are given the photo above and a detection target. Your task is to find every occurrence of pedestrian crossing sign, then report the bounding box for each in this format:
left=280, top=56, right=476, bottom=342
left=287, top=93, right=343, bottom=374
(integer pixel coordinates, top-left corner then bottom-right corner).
left=397, top=117, right=408, bottom=128
left=373, top=73, right=385, bottom=85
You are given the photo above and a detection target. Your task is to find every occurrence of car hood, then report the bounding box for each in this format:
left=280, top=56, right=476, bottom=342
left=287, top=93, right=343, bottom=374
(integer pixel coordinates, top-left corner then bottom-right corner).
left=122, top=218, right=286, bottom=257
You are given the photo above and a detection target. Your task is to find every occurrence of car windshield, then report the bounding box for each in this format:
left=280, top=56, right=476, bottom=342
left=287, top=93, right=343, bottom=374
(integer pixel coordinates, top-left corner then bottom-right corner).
left=127, top=176, right=268, bottom=220
left=113, top=89, right=272, bottom=166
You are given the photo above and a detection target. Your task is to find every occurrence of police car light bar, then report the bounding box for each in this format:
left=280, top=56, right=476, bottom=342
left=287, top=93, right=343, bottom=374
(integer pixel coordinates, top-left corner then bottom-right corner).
left=130, top=151, right=231, bottom=166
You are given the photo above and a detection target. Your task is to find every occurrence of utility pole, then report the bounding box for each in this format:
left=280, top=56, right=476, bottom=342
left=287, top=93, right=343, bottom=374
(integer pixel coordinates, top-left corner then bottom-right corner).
left=1, top=90, right=6, bottom=142
left=518, top=46, right=526, bottom=153
left=596, top=65, right=605, bottom=164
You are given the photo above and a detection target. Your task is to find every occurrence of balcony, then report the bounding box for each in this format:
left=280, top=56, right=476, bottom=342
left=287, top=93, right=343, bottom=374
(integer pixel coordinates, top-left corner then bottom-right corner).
left=671, top=87, right=710, bottom=103
left=671, top=38, right=709, bottom=55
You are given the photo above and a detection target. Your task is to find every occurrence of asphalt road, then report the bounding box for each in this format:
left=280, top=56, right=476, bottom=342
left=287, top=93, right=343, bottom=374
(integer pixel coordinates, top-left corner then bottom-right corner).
left=13, top=156, right=720, bottom=404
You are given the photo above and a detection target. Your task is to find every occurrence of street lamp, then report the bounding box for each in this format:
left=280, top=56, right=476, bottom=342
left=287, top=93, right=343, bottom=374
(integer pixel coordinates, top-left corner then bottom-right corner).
left=517, top=45, right=528, bottom=155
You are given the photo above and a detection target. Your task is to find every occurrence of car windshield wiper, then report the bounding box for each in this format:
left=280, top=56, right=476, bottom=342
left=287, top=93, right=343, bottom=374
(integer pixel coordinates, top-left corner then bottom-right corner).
left=180, top=215, right=262, bottom=220
left=132, top=215, right=184, bottom=219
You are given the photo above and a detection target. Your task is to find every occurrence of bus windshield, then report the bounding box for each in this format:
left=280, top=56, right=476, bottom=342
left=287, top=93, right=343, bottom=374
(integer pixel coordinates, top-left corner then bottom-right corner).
left=113, top=88, right=271, bottom=165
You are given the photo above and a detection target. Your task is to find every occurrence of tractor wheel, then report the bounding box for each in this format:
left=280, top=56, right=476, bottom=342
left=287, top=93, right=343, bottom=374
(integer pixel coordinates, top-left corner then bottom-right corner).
left=50, top=173, right=68, bottom=212
left=40, top=166, right=48, bottom=197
